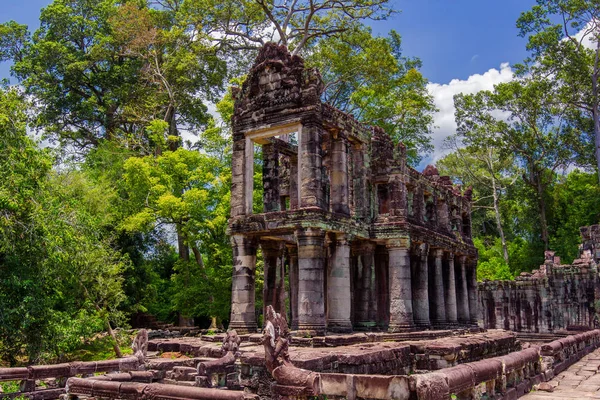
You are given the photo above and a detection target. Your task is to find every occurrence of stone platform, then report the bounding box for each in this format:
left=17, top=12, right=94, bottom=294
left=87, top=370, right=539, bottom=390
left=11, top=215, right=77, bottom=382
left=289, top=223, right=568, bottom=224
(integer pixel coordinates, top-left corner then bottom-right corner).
left=148, top=329, right=519, bottom=376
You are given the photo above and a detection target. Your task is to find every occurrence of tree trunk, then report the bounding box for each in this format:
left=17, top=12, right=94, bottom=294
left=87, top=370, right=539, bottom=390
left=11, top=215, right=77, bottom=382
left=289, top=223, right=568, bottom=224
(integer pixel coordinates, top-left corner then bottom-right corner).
left=104, top=316, right=122, bottom=358
left=165, top=105, right=180, bottom=152
left=491, top=176, right=509, bottom=265
left=177, top=227, right=190, bottom=262
left=592, top=40, right=600, bottom=184
left=535, top=174, right=550, bottom=250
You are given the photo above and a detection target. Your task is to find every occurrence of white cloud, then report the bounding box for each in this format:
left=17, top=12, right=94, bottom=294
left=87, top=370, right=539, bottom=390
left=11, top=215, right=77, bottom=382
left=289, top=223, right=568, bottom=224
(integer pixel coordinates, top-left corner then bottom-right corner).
left=426, top=63, right=514, bottom=164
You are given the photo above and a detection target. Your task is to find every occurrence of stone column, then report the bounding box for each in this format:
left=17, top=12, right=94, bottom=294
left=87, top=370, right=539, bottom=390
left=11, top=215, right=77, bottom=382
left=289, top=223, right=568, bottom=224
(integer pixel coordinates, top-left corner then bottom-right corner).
left=352, top=143, right=368, bottom=219
left=229, top=234, right=258, bottom=333
left=457, top=255, right=470, bottom=324
left=365, top=243, right=378, bottom=327
left=444, top=252, right=458, bottom=326
left=414, top=186, right=425, bottom=223
left=262, top=241, right=284, bottom=318
left=287, top=245, right=299, bottom=330
left=437, top=198, right=450, bottom=232
left=330, top=133, right=350, bottom=215
left=388, top=238, right=414, bottom=331
left=389, top=174, right=407, bottom=219
left=231, top=134, right=251, bottom=216
left=262, top=143, right=280, bottom=212
left=296, top=228, right=326, bottom=335
left=298, top=122, right=324, bottom=209
left=412, top=243, right=430, bottom=328
left=375, top=246, right=389, bottom=329
left=290, top=155, right=299, bottom=210
left=430, top=248, right=446, bottom=327
left=327, top=234, right=352, bottom=332
left=356, top=242, right=376, bottom=329
left=467, top=259, right=479, bottom=325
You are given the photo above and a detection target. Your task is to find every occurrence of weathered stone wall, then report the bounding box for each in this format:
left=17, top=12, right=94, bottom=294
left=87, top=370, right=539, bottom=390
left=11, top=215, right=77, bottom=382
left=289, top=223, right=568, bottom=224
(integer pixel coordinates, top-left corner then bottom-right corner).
left=479, top=238, right=600, bottom=333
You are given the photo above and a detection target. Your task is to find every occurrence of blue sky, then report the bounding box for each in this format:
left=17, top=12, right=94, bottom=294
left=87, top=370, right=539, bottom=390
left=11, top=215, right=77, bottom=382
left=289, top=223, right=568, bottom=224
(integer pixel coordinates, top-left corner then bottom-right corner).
left=0, top=0, right=537, bottom=162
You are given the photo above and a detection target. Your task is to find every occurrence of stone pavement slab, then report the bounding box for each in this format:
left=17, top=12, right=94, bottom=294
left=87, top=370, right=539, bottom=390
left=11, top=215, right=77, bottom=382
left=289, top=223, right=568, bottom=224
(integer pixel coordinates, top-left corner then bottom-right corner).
left=522, top=347, right=600, bottom=400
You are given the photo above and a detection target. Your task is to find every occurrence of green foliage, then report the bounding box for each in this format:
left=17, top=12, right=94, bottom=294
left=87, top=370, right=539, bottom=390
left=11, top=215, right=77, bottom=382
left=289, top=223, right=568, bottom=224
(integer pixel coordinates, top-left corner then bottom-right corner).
left=0, top=87, right=127, bottom=365
left=474, top=238, right=513, bottom=281
left=550, top=171, right=600, bottom=263
left=517, top=0, right=600, bottom=176
left=307, top=26, right=436, bottom=165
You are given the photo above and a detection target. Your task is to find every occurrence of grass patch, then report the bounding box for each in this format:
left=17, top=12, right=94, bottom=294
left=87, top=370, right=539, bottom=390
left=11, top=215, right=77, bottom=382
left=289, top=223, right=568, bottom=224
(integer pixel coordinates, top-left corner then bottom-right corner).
left=63, top=331, right=134, bottom=362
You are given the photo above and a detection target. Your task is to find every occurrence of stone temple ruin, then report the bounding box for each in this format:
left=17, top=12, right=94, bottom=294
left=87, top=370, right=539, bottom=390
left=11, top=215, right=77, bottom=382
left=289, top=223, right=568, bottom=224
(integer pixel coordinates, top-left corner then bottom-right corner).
left=4, top=43, right=600, bottom=400
left=228, top=43, right=478, bottom=335
left=479, top=225, right=600, bottom=334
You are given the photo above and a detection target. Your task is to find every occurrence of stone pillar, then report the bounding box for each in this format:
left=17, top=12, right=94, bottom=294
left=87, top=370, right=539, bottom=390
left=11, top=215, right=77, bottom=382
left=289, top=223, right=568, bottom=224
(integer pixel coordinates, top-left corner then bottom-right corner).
left=231, top=134, right=251, bottom=216
left=430, top=249, right=446, bottom=327
left=356, top=243, right=376, bottom=329
left=229, top=234, right=258, bottom=333
left=437, top=198, right=450, bottom=232
left=327, top=235, right=352, bottom=332
left=287, top=245, right=299, bottom=330
left=352, top=143, right=368, bottom=219
left=444, top=252, right=458, bottom=326
left=375, top=246, right=389, bottom=329
left=330, top=133, right=350, bottom=215
left=262, top=143, right=280, bottom=212
left=296, top=228, right=326, bottom=335
left=467, top=259, right=479, bottom=325
left=290, top=155, right=299, bottom=210
left=389, top=174, right=407, bottom=219
left=457, top=255, right=470, bottom=324
left=262, top=241, right=284, bottom=318
left=388, top=238, right=414, bottom=331
left=412, top=243, right=430, bottom=327
left=298, top=122, right=324, bottom=209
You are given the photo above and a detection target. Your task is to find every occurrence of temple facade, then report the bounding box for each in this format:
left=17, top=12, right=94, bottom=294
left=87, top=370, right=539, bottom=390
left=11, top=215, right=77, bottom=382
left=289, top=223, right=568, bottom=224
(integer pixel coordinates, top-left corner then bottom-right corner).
left=227, top=43, right=478, bottom=335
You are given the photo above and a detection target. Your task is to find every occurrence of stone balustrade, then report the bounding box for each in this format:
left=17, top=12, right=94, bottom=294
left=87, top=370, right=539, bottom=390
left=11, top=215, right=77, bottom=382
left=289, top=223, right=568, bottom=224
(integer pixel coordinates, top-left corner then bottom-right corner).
left=0, top=356, right=141, bottom=399
left=262, top=330, right=600, bottom=400
left=64, top=377, right=257, bottom=399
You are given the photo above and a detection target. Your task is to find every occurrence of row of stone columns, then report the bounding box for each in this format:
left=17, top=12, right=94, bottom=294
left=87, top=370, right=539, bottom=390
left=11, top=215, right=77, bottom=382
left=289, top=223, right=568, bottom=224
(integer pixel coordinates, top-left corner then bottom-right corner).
left=229, top=232, right=478, bottom=334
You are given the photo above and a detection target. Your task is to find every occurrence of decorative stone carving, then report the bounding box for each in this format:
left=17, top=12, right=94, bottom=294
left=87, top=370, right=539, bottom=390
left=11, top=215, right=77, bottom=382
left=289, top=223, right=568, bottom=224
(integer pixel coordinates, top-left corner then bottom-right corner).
left=262, top=305, right=320, bottom=396
left=132, top=329, right=148, bottom=363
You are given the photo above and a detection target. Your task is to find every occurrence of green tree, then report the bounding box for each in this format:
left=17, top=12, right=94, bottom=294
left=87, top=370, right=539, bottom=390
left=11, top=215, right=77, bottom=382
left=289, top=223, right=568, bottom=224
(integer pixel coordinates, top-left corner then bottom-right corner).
left=517, top=0, right=600, bottom=180
left=183, top=0, right=393, bottom=56
left=0, top=0, right=226, bottom=153
left=307, top=26, right=436, bottom=164
left=438, top=137, right=516, bottom=265
left=550, top=170, right=600, bottom=262
left=0, top=87, right=127, bottom=364
left=454, top=78, right=581, bottom=249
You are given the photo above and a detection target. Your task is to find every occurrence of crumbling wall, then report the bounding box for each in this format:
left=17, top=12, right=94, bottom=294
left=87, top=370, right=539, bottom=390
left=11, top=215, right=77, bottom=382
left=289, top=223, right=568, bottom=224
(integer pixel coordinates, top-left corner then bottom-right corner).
left=479, top=238, right=600, bottom=333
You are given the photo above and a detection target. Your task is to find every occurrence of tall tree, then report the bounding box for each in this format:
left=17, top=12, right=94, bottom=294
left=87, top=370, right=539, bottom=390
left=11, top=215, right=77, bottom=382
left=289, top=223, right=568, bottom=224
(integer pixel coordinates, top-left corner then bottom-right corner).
left=0, top=0, right=226, bottom=154
left=438, top=134, right=516, bottom=265
left=182, top=0, right=393, bottom=56
left=453, top=78, right=581, bottom=249
left=517, top=0, right=600, bottom=181
left=0, top=86, right=127, bottom=364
